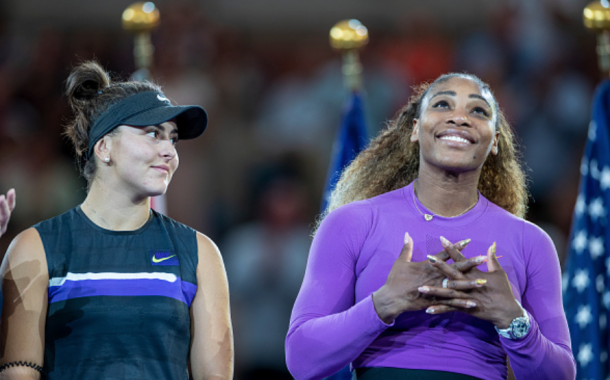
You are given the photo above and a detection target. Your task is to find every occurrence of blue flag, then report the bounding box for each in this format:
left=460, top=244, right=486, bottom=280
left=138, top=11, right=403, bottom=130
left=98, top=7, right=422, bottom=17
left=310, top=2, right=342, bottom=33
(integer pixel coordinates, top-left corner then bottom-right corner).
left=563, top=80, right=610, bottom=379
left=320, top=91, right=368, bottom=380
left=321, top=91, right=368, bottom=213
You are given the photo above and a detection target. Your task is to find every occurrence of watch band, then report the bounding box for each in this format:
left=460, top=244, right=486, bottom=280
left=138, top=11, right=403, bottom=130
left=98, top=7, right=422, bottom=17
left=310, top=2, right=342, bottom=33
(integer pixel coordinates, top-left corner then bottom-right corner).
left=494, top=300, right=531, bottom=340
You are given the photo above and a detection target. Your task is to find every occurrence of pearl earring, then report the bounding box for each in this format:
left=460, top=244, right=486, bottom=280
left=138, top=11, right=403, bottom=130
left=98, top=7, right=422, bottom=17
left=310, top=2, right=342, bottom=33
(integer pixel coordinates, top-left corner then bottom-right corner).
left=104, top=158, right=110, bottom=163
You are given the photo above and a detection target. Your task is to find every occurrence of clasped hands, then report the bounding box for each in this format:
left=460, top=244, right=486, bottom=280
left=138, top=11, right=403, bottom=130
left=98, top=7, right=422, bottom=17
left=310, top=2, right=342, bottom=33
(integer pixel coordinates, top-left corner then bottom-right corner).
left=372, top=232, right=522, bottom=329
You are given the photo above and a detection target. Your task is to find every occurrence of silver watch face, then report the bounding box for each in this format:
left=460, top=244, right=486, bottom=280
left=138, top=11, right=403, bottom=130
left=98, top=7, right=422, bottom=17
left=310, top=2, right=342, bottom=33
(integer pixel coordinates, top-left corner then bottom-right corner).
left=495, top=315, right=531, bottom=339
left=511, top=316, right=531, bottom=339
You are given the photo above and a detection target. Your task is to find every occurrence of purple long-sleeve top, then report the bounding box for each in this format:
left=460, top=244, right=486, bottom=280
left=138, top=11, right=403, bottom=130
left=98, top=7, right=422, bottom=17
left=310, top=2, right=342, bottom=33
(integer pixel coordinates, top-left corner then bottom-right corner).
left=286, top=183, right=576, bottom=380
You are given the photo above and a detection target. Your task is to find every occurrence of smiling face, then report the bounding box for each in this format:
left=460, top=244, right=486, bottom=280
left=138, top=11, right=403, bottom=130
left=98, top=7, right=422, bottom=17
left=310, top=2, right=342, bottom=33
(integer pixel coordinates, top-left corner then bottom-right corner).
left=95, top=121, right=180, bottom=200
left=410, top=76, right=499, bottom=175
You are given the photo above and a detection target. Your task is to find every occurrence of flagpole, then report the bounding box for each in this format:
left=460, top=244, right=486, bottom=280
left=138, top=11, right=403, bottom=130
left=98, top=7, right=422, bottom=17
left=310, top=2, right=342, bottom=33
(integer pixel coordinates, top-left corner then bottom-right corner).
left=584, top=1, right=610, bottom=78
left=122, top=2, right=167, bottom=214
left=320, top=20, right=370, bottom=215
left=122, top=2, right=159, bottom=81
left=329, top=19, right=369, bottom=91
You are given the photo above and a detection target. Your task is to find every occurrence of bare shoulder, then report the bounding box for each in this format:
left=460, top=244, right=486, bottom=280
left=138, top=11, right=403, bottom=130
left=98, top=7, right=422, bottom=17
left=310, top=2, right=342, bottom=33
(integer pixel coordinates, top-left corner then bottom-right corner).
left=195, top=232, right=223, bottom=266
left=1, top=227, right=48, bottom=279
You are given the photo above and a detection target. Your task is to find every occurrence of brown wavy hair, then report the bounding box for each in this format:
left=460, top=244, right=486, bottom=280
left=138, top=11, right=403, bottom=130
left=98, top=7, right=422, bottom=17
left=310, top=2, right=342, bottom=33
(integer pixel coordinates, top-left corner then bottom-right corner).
left=64, top=61, right=161, bottom=185
left=317, top=73, right=528, bottom=233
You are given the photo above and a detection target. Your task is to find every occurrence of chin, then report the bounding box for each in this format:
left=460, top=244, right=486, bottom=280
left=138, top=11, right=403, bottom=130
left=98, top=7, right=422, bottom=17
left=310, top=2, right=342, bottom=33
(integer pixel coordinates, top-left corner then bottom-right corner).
left=436, top=158, right=483, bottom=173
left=143, top=183, right=170, bottom=198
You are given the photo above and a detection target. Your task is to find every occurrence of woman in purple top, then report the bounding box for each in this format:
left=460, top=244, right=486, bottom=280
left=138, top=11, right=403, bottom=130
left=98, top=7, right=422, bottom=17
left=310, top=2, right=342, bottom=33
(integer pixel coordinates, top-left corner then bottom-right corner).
left=286, top=74, right=576, bottom=380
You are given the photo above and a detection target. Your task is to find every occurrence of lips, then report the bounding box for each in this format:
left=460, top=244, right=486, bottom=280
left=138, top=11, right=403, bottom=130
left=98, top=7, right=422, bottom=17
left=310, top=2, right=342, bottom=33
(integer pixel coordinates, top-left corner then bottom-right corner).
left=436, top=129, right=475, bottom=144
left=152, top=165, right=170, bottom=173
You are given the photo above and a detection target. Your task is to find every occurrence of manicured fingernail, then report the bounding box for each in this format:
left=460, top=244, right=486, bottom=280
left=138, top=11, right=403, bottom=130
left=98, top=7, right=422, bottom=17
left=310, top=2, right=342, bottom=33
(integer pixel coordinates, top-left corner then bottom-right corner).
left=440, top=236, right=450, bottom=247
left=475, top=255, right=487, bottom=264
left=418, top=286, right=430, bottom=293
left=426, top=308, right=435, bottom=314
left=404, top=232, right=410, bottom=244
left=459, top=239, right=471, bottom=248
left=491, top=242, right=497, bottom=255
left=466, top=301, right=477, bottom=308
left=475, top=279, right=487, bottom=286
left=427, top=255, right=438, bottom=263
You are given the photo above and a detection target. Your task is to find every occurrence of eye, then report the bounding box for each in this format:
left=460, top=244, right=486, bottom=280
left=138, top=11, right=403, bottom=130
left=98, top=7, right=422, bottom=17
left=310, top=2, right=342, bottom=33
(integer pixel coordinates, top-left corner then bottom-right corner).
left=432, top=100, right=449, bottom=109
left=146, top=130, right=159, bottom=139
left=472, top=106, right=490, bottom=117
left=170, top=136, right=179, bottom=145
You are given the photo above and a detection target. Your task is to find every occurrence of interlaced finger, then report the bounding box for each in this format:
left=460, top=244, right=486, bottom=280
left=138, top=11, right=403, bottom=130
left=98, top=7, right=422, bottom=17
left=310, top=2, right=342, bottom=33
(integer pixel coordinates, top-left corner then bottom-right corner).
left=418, top=279, right=486, bottom=299
left=426, top=305, right=459, bottom=314
left=427, top=256, right=467, bottom=280
left=427, top=298, right=477, bottom=311
left=440, top=236, right=467, bottom=263
left=452, top=255, right=486, bottom=273
left=433, top=238, right=470, bottom=262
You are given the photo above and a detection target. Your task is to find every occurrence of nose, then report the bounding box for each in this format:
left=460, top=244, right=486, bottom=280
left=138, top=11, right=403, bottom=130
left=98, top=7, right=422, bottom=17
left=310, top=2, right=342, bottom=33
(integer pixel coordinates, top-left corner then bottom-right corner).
left=159, top=139, right=177, bottom=161
left=448, top=109, right=471, bottom=127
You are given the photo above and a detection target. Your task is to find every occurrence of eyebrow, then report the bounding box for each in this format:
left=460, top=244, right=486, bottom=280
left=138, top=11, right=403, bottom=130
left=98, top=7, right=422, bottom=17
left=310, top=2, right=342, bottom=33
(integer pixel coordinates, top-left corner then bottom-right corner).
left=430, top=90, right=492, bottom=108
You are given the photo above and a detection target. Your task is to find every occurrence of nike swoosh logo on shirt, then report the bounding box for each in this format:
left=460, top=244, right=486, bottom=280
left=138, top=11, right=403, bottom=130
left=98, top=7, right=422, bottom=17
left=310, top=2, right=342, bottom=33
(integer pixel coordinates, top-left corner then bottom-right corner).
left=152, top=254, right=176, bottom=263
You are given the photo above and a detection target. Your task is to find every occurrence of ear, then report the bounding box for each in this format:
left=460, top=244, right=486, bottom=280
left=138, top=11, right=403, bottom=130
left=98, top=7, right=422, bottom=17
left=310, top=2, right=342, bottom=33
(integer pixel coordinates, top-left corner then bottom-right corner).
left=94, top=135, right=112, bottom=163
left=490, top=130, right=500, bottom=156
left=410, top=119, right=420, bottom=143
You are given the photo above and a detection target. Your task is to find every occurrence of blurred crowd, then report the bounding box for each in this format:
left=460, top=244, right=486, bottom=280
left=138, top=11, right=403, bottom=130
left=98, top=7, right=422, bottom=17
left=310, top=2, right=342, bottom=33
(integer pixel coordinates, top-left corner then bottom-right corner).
left=0, top=1, right=598, bottom=378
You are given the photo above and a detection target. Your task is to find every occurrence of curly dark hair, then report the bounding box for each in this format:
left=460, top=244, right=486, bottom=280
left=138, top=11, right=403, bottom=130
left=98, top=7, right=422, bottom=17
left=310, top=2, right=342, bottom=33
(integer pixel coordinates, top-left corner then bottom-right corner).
left=64, top=61, right=161, bottom=184
left=316, top=73, right=528, bottom=233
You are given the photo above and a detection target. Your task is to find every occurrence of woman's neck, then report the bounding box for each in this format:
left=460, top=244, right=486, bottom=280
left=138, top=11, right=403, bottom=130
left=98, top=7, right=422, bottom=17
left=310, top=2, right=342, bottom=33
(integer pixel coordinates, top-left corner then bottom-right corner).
left=414, top=168, right=480, bottom=218
left=82, top=182, right=151, bottom=231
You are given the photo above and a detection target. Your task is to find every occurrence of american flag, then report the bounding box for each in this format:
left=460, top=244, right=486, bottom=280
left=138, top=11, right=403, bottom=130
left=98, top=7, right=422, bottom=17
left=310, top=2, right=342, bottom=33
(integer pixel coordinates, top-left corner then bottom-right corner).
left=563, top=80, right=610, bottom=380
left=321, top=91, right=369, bottom=213
left=320, top=91, right=368, bottom=380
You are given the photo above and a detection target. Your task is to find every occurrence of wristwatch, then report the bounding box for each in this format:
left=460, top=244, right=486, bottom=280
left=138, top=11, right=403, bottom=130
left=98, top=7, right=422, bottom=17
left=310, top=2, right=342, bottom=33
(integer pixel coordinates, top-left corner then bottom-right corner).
left=494, top=301, right=531, bottom=340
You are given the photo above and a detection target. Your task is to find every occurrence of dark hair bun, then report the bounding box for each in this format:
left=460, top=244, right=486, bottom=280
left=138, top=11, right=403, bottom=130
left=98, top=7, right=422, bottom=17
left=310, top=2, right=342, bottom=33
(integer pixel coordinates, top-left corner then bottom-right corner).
left=63, top=60, right=162, bottom=184
left=66, top=61, right=111, bottom=107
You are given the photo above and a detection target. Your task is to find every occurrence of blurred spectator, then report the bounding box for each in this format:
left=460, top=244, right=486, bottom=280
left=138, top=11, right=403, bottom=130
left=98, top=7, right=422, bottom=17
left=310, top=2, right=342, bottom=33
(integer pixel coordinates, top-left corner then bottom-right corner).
left=222, top=162, right=312, bottom=380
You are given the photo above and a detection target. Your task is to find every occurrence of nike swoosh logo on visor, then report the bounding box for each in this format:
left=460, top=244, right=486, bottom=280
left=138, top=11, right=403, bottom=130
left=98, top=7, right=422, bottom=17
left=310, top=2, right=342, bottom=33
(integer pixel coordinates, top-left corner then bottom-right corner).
left=157, top=94, right=170, bottom=103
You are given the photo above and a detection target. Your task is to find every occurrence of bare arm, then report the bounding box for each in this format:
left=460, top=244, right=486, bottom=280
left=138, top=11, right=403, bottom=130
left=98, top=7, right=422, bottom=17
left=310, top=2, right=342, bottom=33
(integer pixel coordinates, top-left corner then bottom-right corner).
left=0, top=228, right=48, bottom=380
left=189, top=233, right=233, bottom=380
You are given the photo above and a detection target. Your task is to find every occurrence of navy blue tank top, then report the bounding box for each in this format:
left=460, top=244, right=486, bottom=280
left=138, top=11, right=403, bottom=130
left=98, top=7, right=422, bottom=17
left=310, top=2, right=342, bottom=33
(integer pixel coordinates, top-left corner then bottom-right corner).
left=34, top=206, right=198, bottom=379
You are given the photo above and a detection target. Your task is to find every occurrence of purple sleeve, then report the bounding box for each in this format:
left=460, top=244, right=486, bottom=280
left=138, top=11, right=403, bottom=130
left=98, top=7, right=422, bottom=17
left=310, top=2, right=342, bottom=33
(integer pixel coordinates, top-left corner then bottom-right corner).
left=502, top=224, right=576, bottom=379
left=285, top=204, right=392, bottom=380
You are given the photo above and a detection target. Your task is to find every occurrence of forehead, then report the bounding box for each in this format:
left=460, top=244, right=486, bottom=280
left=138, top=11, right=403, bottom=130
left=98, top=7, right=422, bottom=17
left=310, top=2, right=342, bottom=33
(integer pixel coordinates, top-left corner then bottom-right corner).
left=422, top=76, right=496, bottom=115
left=430, top=76, right=487, bottom=97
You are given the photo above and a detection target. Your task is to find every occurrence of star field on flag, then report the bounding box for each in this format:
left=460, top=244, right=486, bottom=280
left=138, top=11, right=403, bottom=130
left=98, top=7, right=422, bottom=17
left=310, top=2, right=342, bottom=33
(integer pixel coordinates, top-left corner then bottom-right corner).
left=564, top=80, right=610, bottom=380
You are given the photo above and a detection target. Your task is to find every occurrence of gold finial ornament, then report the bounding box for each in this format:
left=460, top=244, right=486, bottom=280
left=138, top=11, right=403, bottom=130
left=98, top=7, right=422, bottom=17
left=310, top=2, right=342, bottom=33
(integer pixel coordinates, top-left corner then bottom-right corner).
left=329, top=20, right=369, bottom=91
left=122, top=2, right=160, bottom=32
left=122, top=2, right=160, bottom=77
left=330, top=19, right=369, bottom=51
left=584, top=1, right=610, bottom=77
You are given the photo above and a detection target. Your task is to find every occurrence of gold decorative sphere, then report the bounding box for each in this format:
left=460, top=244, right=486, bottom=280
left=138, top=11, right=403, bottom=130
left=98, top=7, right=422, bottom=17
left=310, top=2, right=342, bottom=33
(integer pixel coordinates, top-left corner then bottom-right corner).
left=584, top=1, right=610, bottom=33
left=330, top=19, right=369, bottom=51
left=122, top=2, right=160, bottom=32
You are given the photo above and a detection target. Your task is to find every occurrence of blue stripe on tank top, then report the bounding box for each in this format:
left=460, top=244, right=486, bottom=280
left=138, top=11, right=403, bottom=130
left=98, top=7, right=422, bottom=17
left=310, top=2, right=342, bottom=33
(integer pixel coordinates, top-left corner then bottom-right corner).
left=48, top=272, right=197, bottom=307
